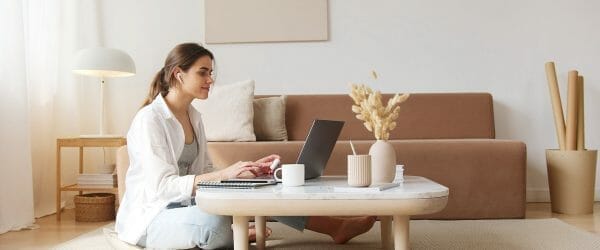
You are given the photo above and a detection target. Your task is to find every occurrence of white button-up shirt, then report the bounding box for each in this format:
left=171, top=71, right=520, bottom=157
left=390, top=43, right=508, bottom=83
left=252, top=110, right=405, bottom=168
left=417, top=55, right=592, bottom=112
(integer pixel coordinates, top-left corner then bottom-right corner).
left=116, top=94, right=212, bottom=244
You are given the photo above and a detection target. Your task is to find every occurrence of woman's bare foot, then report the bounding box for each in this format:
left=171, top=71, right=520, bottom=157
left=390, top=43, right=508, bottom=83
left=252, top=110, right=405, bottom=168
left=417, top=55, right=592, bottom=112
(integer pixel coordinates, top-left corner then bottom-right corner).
left=248, top=225, right=272, bottom=242
left=230, top=224, right=272, bottom=242
left=305, top=216, right=377, bottom=244
left=331, top=216, right=377, bottom=244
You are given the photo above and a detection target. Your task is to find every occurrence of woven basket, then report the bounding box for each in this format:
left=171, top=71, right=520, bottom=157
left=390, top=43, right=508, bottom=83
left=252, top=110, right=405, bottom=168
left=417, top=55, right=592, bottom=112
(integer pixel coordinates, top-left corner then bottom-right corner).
left=74, top=193, right=115, bottom=222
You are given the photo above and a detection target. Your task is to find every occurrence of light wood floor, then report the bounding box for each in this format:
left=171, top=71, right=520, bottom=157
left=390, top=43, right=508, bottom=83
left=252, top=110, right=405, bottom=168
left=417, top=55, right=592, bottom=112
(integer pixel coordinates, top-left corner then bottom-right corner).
left=0, top=209, right=110, bottom=250
left=1, top=203, right=599, bottom=249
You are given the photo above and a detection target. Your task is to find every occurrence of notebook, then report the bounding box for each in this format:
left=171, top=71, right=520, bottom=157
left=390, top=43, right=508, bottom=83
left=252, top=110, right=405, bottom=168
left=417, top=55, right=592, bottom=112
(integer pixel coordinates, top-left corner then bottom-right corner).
left=197, top=180, right=276, bottom=189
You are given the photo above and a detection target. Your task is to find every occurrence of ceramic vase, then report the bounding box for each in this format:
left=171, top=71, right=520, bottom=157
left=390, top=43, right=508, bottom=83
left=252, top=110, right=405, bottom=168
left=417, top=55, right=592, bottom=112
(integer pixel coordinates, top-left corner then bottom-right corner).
left=369, top=140, right=396, bottom=184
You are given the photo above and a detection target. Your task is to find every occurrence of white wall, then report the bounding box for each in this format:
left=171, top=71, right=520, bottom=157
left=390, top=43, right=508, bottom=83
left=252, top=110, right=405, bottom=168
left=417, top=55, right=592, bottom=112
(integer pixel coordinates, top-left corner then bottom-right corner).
left=97, top=0, right=600, bottom=201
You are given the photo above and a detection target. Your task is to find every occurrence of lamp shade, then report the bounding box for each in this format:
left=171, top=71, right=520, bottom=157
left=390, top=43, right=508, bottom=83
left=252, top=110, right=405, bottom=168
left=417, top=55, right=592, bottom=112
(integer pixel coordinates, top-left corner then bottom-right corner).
left=72, top=47, right=136, bottom=77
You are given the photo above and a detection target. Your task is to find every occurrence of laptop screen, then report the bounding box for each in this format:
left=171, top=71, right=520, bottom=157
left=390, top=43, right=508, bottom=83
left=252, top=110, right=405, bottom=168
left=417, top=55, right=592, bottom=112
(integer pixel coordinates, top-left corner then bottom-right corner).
left=296, top=119, right=344, bottom=179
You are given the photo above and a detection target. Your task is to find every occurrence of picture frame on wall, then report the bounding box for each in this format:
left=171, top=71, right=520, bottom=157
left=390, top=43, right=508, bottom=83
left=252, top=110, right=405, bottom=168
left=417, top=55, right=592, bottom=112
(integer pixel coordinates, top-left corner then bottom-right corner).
left=204, top=0, right=329, bottom=44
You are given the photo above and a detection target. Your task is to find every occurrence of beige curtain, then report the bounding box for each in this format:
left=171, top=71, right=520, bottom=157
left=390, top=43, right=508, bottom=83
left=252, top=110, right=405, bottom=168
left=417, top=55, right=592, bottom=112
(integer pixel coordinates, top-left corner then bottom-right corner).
left=0, top=0, right=102, bottom=229
left=0, top=0, right=35, bottom=234
left=29, top=0, right=102, bottom=218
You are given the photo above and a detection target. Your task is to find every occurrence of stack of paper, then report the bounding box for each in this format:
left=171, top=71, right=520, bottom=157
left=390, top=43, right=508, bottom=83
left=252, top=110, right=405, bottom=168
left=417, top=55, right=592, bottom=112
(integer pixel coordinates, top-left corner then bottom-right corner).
left=77, top=174, right=117, bottom=186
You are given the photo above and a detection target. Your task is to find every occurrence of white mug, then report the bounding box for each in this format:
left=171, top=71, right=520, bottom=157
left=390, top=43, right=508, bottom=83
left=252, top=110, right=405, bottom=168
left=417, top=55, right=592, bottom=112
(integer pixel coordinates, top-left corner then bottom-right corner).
left=274, top=164, right=305, bottom=187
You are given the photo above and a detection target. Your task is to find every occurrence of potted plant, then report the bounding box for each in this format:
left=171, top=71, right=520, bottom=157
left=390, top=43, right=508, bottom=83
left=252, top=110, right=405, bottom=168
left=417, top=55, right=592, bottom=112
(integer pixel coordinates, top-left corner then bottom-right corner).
left=350, top=82, right=409, bottom=183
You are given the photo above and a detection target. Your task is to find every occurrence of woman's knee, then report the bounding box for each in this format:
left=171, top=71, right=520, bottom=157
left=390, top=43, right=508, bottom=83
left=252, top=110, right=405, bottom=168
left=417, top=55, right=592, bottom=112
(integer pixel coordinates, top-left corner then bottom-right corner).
left=189, top=213, right=233, bottom=249
left=188, top=210, right=231, bottom=232
left=145, top=207, right=233, bottom=249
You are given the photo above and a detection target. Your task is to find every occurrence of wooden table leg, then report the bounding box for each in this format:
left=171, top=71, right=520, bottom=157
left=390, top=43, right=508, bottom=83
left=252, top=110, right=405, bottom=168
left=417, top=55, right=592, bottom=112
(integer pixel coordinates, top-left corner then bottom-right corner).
left=56, top=142, right=61, bottom=221
left=255, top=216, right=266, bottom=250
left=380, top=216, right=393, bottom=249
left=393, top=215, right=409, bottom=250
left=79, top=147, right=83, bottom=196
left=232, top=216, right=249, bottom=250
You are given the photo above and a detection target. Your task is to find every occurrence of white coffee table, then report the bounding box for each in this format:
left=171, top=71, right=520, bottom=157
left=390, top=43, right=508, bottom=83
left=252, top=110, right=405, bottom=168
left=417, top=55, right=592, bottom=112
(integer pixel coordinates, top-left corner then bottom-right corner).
left=195, top=176, right=448, bottom=250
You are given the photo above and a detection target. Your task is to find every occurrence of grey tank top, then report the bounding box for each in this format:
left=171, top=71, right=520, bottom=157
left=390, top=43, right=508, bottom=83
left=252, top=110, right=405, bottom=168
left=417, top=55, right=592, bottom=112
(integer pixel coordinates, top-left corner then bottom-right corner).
left=177, top=137, right=198, bottom=176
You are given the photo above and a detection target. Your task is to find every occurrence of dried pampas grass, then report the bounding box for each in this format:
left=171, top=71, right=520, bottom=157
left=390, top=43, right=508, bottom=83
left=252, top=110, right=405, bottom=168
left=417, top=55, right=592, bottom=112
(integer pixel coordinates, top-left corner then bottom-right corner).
left=349, top=84, right=409, bottom=140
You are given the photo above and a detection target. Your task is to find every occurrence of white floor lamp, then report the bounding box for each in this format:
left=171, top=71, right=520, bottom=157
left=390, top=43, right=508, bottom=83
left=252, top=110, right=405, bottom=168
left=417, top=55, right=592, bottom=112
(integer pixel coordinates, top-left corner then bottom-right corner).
left=73, top=47, right=136, bottom=137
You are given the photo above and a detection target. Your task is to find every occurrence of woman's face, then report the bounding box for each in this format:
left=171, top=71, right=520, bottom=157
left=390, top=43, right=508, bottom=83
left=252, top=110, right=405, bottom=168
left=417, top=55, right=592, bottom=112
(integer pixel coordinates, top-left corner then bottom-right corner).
left=178, top=55, right=214, bottom=100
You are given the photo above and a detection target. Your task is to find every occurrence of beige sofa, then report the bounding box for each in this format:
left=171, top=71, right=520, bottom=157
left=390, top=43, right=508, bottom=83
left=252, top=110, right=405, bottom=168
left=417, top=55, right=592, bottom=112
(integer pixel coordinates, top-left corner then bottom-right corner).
left=207, top=93, right=527, bottom=219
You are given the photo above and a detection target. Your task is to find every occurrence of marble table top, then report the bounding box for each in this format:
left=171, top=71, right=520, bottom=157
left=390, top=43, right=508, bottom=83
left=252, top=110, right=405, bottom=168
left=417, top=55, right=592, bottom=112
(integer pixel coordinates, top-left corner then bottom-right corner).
left=196, top=176, right=449, bottom=200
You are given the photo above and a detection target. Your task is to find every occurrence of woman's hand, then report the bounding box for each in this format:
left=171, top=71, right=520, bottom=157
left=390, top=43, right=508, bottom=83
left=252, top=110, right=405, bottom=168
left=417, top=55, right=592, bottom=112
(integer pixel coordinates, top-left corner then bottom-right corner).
left=217, top=161, right=267, bottom=180
left=214, top=155, right=281, bottom=180
left=194, top=157, right=279, bottom=194
left=254, top=154, right=281, bottom=175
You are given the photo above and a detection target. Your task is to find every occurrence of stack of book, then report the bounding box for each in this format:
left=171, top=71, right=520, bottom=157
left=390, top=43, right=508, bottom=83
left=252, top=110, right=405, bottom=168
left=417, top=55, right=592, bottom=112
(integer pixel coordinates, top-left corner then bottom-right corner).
left=77, top=174, right=117, bottom=186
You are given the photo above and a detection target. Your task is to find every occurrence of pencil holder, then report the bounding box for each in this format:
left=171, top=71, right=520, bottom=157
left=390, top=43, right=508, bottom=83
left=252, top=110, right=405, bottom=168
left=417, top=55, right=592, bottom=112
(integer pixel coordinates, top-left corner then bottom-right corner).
left=546, top=149, right=598, bottom=214
left=348, top=155, right=372, bottom=187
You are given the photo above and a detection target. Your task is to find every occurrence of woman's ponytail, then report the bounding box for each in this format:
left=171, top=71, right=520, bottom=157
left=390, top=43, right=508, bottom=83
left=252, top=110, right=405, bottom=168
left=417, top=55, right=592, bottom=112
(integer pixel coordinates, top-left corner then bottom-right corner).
left=142, top=68, right=168, bottom=107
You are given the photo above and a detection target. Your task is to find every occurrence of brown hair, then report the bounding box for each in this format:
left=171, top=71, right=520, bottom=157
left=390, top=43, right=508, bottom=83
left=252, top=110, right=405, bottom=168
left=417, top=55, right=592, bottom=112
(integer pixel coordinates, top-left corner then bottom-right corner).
left=142, top=43, right=214, bottom=107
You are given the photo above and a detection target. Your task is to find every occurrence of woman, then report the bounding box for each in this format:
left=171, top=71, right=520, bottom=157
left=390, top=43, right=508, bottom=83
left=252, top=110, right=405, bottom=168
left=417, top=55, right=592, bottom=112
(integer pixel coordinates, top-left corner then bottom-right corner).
left=116, top=43, right=375, bottom=249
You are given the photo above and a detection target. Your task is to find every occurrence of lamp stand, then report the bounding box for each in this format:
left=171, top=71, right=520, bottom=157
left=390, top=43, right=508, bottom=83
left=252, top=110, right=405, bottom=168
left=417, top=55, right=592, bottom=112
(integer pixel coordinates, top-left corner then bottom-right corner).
left=100, top=77, right=105, bottom=135
left=80, top=77, right=121, bottom=138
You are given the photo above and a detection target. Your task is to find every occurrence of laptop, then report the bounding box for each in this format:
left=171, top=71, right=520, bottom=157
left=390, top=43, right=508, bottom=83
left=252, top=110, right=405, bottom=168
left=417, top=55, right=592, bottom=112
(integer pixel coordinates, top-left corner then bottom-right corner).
left=222, top=119, right=344, bottom=183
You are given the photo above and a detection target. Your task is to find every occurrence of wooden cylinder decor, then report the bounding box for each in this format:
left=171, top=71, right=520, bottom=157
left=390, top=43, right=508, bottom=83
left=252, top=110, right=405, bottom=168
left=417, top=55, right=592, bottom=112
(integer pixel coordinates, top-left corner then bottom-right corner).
left=546, top=149, right=597, bottom=214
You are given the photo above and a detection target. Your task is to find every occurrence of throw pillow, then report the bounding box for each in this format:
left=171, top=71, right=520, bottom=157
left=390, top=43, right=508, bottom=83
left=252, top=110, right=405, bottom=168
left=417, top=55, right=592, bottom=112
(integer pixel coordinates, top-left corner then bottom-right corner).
left=192, top=80, right=256, bottom=141
left=253, top=96, right=288, bottom=141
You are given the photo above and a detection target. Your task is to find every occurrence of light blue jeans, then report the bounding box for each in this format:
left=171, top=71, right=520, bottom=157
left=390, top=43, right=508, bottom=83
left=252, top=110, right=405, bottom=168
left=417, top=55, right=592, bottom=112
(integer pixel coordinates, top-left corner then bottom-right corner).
left=137, top=205, right=307, bottom=249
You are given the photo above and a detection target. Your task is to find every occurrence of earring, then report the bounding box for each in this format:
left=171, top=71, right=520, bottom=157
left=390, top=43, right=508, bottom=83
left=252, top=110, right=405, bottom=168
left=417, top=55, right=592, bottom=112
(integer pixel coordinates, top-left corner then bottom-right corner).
left=177, top=73, right=183, bottom=83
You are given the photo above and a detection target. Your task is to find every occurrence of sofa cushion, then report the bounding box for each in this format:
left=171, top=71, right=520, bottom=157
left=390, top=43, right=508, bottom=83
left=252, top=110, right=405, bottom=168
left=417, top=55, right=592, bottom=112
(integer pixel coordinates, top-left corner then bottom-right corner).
left=253, top=95, right=288, bottom=141
left=193, top=80, right=256, bottom=141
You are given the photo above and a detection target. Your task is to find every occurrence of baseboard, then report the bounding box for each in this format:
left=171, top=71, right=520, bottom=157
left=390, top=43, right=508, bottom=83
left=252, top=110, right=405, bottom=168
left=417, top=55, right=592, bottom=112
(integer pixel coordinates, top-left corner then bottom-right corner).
left=526, top=188, right=600, bottom=202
